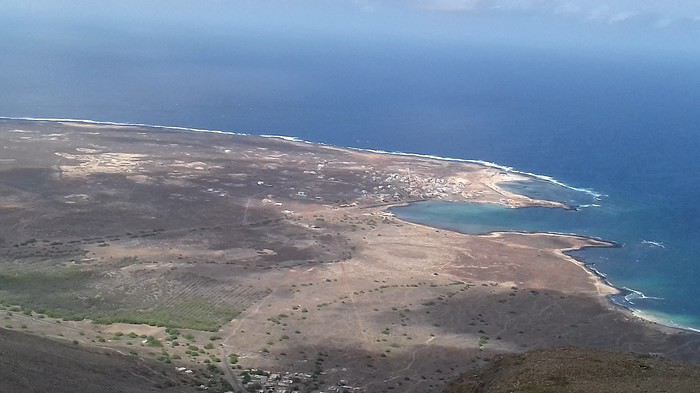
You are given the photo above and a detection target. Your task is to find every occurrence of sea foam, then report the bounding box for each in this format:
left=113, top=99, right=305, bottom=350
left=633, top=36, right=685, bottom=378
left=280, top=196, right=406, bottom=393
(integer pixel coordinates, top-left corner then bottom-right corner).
left=641, top=240, right=666, bottom=248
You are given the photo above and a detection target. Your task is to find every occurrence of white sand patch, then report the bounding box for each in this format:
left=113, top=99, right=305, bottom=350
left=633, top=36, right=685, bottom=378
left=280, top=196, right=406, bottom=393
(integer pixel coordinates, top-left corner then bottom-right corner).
left=54, top=152, right=149, bottom=177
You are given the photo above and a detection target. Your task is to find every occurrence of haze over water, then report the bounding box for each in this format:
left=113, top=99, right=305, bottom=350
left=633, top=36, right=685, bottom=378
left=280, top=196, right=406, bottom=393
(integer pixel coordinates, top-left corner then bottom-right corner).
left=2, top=1, right=700, bottom=329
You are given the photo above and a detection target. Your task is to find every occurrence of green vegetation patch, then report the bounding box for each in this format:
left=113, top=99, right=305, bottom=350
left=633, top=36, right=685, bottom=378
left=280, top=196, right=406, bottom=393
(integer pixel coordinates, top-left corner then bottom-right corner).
left=0, top=268, right=98, bottom=321
left=91, top=300, right=241, bottom=331
left=0, top=268, right=240, bottom=330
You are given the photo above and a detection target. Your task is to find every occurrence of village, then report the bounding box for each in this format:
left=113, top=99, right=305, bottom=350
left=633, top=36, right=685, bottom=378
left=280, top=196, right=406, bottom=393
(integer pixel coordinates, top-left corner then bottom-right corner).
left=237, top=368, right=361, bottom=393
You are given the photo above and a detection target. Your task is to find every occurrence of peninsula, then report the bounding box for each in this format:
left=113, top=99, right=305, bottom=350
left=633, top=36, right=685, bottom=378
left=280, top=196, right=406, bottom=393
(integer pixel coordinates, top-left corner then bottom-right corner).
left=1, top=119, right=699, bottom=392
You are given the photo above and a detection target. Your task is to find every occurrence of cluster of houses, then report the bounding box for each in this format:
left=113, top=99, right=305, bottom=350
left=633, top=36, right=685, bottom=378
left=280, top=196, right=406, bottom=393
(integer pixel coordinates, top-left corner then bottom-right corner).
left=240, top=369, right=361, bottom=393
left=369, top=172, right=470, bottom=202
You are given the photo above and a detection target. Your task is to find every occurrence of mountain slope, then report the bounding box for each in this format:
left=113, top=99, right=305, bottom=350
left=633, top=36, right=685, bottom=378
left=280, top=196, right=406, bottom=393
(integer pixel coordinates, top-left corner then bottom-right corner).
left=447, top=347, right=700, bottom=393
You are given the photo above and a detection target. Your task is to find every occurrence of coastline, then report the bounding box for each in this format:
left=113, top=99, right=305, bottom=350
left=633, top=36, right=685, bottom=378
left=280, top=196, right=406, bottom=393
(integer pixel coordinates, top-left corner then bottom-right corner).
left=0, top=116, right=600, bottom=201
left=385, top=208, right=621, bottom=297
left=487, top=231, right=620, bottom=296
left=391, top=208, right=698, bottom=335
left=0, top=115, right=693, bottom=335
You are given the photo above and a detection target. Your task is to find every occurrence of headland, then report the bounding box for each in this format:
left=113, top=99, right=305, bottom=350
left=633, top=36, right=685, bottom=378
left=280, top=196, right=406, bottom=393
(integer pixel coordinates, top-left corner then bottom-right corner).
left=0, top=118, right=698, bottom=392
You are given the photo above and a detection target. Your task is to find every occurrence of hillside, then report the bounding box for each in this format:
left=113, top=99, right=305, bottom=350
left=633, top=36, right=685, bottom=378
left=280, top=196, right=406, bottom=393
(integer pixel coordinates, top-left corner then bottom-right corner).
left=0, top=328, right=199, bottom=393
left=447, top=347, right=700, bottom=393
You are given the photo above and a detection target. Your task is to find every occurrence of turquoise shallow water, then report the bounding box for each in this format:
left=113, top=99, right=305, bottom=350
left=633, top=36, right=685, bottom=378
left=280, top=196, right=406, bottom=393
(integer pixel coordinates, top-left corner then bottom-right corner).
left=391, top=180, right=700, bottom=331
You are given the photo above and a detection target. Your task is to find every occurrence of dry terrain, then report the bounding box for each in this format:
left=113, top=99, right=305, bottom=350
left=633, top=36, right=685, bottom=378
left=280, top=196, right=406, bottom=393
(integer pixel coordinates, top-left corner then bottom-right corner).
left=0, top=328, right=201, bottom=392
left=1, top=119, right=699, bottom=392
left=446, top=347, right=700, bottom=393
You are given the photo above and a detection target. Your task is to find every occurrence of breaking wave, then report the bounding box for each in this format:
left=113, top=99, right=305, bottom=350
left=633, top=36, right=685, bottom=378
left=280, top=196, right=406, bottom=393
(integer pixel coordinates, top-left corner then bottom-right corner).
left=642, top=240, right=666, bottom=249
left=622, top=287, right=664, bottom=305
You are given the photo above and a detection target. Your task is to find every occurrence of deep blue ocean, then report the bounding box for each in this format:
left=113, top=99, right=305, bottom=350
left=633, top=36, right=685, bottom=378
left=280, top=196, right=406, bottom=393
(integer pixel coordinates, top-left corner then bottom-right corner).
left=2, top=4, right=700, bottom=329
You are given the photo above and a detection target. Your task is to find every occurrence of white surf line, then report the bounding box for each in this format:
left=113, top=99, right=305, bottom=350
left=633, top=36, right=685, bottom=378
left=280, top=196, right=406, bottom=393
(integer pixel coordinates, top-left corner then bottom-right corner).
left=631, top=309, right=700, bottom=334
left=0, top=116, right=250, bottom=137
left=351, top=152, right=603, bottom=200
left=641, top=240, right=666, bottom=248
left=259, top=134, right=303, bottom=142
left=1, top=116, right=602, bottom=200
left=622, top=287, right=664, bottom=302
